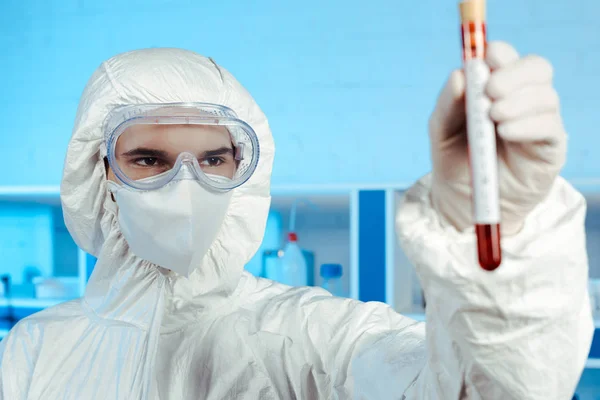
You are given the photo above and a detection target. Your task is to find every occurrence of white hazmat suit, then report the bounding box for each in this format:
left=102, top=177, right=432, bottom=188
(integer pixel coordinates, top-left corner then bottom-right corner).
left=0, top=47, right=594, bottom=399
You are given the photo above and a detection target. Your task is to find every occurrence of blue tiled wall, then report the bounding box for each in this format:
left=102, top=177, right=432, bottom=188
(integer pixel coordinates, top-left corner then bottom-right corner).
left=1, top=0, right=599, bottom=187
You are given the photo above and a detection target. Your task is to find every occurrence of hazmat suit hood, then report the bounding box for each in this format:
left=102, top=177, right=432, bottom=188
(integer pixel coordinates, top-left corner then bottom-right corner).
left=60, top=48, right=275, bottom=330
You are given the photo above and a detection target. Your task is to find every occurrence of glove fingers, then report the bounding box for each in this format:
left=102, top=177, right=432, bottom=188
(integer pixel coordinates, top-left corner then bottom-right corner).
left=487, top=55, right=554, bottom=100
left=490, top=85, right=559, bottom=122
left=429, top=69, right=466, bottom=142
left=497, top=113, right=565, bottom=144
left=486, top=41, right=520, bottom=70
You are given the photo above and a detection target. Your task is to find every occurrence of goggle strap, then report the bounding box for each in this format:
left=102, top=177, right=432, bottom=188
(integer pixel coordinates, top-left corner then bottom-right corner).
left=235, top=143, right=245, bottom=161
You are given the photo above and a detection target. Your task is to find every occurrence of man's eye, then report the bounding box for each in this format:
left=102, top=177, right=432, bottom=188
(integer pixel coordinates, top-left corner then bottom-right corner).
left=201, top=157, right=224, bottom=167
left=134, top=157, right=159, bottom=167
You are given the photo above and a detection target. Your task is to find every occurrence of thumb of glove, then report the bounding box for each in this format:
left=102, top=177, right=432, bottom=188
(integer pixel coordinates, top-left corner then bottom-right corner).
left=428, top=70, right=474, bottom=232
left=428, top=69, right=466, bottom=155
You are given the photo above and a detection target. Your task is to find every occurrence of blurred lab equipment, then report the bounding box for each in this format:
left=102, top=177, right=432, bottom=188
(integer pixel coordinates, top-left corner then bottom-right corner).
left=264, top=198, right=319, bottom=287
left=262, top=248, right=315, bottom=286
left=23, top=266, right=42, bottom=283
left=12, top=266, right=42, bottom=298
left=245, top=211, right=283, bottom=277
left=262, top=249, right=284, bottom=282
left=0, top=275, right=7, bottom=298
left=33, top=277, right=79, bottom=299
left=590, top=279, right=600, bottom=318
left=278, top=232, right=309, bottom=287
left=320, top=263, right=344, bottom=297
left=0, top=275, right=13, bottom=324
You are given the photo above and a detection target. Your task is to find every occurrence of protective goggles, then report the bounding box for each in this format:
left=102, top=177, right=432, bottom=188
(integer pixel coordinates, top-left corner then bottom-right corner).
left=103, top=103, right=260, bottom=191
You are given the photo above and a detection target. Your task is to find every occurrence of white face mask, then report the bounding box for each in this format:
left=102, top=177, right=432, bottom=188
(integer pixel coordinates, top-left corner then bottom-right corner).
left=107, top=178, right=232, bottom=277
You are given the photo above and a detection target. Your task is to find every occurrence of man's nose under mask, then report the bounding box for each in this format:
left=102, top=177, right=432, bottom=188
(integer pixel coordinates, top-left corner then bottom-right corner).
left=107, top=175, right=233, bottom=277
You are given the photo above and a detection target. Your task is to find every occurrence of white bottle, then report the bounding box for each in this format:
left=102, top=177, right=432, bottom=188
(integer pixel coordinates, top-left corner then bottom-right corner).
left=279, top=232, right=308, bottom=287
left=320, top=264, right=344, bottom=297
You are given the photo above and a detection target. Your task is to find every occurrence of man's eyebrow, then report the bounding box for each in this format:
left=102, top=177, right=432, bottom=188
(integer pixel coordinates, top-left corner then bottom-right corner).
left=120, top=146, right=234, bottom=159
left=121, top=147, right=170, bottom=158
left=201, top=147, right=234, bottom=157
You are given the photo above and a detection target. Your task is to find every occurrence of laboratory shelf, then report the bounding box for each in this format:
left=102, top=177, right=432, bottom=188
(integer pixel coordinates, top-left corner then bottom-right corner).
left=0, top=178, right=597, bottom=198
left=0, top=298, right=74, bottom=308
left=586, top=359, right=600, bottom=369
left=0, top=186, right=61, bottom=205
left=0, top=184, right=412, bottom=201
left=1, top=182, right=600, bottom=342
left=0, top=297, right=78, bottom=340
left=403, top=312, right=426, bottom=322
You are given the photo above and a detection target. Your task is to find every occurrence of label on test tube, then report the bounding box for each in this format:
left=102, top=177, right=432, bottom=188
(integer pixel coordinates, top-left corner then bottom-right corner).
left=464, top=58, right=500, bottom=224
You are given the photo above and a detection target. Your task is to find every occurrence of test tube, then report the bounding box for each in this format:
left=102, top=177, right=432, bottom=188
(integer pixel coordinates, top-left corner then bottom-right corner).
left=459, top=0, right=502, bottom=271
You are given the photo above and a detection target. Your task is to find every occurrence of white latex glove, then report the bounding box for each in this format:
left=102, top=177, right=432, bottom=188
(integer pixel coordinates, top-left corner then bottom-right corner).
left=429, top=41, right=567, bottom=236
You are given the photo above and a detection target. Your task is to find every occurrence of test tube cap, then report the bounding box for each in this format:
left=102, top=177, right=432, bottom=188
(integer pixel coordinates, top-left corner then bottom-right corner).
left=459, top=0, right=486, bottom=22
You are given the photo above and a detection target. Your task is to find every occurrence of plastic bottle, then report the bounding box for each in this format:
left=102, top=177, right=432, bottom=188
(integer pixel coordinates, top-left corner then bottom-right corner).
left=247, top=211, right=283, bottom=278
left=320, top=264, right=344, bottom=297
left=279, top=232, right=309, bottom=287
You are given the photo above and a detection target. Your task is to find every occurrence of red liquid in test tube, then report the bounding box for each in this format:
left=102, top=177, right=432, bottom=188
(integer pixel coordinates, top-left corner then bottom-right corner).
left=459, top=0, right=502, bottom=270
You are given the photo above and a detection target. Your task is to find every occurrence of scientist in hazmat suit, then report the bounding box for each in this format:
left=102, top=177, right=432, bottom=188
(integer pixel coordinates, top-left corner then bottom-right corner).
left=0, top=41, right=594, bottom=400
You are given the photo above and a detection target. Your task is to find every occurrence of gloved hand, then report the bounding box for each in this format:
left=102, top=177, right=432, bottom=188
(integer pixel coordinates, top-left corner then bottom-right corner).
left=429, top=41, right=567, bottom=236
